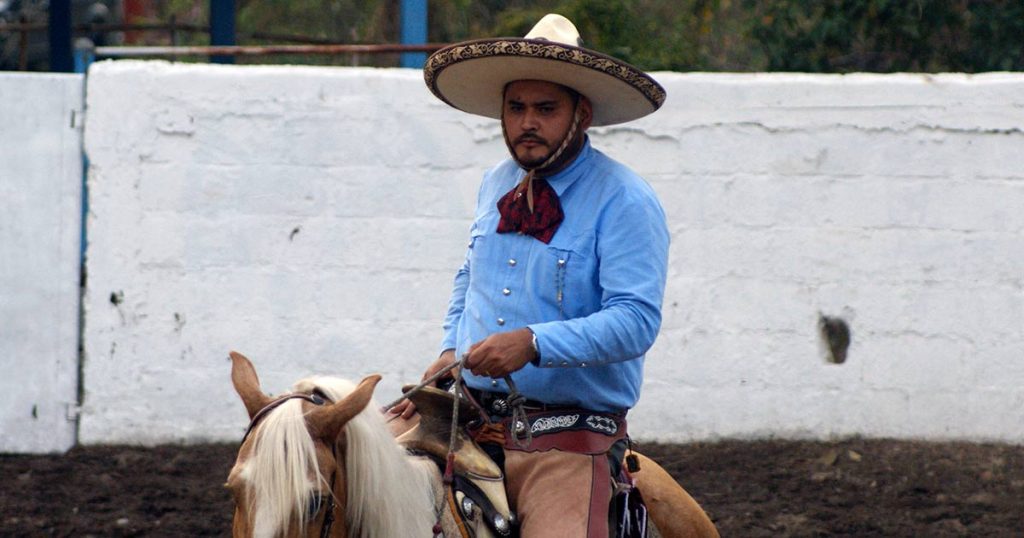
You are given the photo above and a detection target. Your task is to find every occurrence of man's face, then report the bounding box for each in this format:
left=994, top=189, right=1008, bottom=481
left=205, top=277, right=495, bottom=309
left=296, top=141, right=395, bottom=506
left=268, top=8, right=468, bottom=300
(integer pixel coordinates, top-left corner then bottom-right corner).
left=502, top=80, right=589, bottom=168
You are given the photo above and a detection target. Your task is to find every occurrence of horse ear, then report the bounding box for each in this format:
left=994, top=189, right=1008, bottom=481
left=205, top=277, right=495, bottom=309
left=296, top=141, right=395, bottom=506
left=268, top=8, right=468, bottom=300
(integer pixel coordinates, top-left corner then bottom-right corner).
left=308, top=374, right=382, bottom=443
left=230, top=351, right=272, bottom=419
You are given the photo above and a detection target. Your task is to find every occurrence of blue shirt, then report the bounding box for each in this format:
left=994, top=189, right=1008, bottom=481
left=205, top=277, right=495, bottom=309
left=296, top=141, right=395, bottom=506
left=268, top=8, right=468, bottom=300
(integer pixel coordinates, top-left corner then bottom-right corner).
left=441, top=139, right=669, bottom=413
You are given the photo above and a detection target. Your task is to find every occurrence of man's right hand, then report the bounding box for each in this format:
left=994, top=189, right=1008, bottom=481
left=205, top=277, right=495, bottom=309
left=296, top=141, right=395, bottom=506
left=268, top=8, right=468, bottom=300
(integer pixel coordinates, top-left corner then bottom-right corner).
left=390, top=349, right=458, bottom=419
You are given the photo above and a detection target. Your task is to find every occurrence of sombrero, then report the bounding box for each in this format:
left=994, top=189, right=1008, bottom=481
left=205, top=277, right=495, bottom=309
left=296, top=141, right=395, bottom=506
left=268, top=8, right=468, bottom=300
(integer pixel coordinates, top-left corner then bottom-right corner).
left=423, top=13, right=666, bottom=127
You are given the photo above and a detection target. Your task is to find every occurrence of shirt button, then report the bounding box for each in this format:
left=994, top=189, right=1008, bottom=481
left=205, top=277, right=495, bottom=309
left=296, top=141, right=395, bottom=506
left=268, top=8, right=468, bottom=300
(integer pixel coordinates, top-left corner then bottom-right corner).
left=508, top=259, right=517, bottom=267
left=580, top=362, right=587, bottom=368
left=561, top=360, right=569, bottom=366
left=502, top=288, right=511, bottom=296
left=557, top=259, right=566, bottom=266
left=491, top=379, right=498, bottom=387
left=545, top=361, right=554, bottom=366
left=497, top=318, right=505, bottom=326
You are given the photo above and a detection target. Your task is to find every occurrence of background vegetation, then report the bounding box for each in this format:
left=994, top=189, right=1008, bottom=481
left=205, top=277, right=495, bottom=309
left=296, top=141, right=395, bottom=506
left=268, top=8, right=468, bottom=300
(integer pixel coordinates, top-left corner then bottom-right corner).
left=147, top=0, right=1022, bottom=71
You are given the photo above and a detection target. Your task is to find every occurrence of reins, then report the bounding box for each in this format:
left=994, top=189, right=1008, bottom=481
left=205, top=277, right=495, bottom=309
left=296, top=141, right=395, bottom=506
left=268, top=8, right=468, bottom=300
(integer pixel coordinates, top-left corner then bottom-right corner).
left=380, top=359, right=463, bottom=412
left=381, top=356, right=533, bottom=449
left=503, top=375, right=533, bottom=449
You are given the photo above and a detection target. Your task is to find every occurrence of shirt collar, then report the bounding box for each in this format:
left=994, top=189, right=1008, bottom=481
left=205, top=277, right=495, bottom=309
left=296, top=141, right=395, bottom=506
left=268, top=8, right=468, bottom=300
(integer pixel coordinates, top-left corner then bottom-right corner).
left=545, top=136, right=592, bottom=196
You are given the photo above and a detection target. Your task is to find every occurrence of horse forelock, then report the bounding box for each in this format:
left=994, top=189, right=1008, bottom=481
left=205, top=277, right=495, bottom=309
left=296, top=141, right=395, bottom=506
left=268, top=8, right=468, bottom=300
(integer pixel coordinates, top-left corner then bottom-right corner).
left=240, top=397, right=326, bottom=538
left=295, top=376, right=437, bottom=538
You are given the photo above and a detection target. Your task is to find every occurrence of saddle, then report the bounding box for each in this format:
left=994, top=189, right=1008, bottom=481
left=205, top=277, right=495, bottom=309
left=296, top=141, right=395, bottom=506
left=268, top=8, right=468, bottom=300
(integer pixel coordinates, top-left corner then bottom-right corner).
left=396, top=384, right=651, bottom=538
left=397, top=384, right=516, bottom=537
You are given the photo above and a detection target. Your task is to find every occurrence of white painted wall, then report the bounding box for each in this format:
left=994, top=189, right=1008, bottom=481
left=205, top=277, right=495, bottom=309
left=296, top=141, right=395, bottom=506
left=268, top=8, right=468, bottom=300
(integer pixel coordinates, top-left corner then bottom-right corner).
left=0, top=73, right=83, bottom=453
left=79, top=61, right=1023, bottom=445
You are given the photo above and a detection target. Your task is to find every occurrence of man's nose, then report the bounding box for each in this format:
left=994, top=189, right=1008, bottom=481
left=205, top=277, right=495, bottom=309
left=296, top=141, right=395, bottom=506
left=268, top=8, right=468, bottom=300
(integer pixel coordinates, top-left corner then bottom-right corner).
left=521, top=109, right=540, bottom=130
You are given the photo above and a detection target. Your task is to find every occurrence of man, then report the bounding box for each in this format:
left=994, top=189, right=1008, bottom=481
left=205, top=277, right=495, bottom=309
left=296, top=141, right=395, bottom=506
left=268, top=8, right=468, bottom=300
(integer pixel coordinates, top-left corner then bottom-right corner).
left=394, top=13, right=669, bottom=537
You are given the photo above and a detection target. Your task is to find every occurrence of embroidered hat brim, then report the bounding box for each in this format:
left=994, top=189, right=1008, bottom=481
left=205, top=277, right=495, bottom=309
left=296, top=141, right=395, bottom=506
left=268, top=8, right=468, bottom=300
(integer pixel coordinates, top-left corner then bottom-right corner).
left=423, top=37, right=666, bottom=127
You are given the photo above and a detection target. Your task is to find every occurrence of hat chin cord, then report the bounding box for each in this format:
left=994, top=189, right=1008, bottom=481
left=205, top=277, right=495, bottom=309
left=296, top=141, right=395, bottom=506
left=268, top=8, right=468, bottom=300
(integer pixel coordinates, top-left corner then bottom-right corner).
left=502, top=100, right=585, bottom=214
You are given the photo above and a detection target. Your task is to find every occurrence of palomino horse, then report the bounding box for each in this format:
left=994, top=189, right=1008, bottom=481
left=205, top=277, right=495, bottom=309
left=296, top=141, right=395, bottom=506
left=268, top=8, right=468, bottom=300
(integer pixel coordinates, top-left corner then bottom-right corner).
left=226, top=352, right=718, bottom=537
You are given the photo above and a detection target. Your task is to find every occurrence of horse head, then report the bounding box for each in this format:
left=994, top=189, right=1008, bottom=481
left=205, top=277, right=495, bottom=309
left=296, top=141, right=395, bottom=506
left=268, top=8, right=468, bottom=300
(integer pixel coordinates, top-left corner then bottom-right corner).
left=227, top=351, right=440, bottom=537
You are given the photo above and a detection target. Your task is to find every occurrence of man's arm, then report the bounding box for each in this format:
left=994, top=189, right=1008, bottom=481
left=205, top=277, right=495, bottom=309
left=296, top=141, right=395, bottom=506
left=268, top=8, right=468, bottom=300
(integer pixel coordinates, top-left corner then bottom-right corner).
left=440, top=244, right=472, bottom=355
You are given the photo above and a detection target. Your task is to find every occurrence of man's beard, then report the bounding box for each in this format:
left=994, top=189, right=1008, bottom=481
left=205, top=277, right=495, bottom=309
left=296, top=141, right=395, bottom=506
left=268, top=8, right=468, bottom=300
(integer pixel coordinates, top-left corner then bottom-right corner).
left=515, top=129, right=585, bottom=176
left=514, top=134, right=551, bottom=168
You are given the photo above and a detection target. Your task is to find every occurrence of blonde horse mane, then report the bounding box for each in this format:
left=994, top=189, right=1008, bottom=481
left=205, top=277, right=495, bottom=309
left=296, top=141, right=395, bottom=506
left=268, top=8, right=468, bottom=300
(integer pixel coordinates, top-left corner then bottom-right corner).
left=244, top=375, right=435, bottom=538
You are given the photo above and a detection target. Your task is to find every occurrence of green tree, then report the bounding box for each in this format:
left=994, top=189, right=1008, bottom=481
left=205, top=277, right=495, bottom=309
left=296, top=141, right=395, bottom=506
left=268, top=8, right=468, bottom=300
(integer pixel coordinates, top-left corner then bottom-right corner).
left=745, top=0, right=1024, bottom=72
left=144, top=0, right=1024, bottom=72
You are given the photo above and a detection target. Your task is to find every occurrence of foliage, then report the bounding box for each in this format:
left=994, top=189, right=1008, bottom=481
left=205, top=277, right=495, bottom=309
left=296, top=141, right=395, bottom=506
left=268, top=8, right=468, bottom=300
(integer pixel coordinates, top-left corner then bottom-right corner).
left=745, top=0, right=1024, bottom=72
left=147, top=0, right=1023, bottom=72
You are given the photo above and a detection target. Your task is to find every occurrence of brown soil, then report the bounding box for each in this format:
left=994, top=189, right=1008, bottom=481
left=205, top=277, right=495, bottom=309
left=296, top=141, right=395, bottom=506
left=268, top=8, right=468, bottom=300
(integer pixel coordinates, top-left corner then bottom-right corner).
left=2, top=439, right=1022, bottom=537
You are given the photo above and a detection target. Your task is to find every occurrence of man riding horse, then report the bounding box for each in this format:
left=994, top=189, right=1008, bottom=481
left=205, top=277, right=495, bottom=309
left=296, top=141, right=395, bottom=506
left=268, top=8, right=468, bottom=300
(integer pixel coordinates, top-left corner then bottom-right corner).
left=392, top=13, right=681, bottom=537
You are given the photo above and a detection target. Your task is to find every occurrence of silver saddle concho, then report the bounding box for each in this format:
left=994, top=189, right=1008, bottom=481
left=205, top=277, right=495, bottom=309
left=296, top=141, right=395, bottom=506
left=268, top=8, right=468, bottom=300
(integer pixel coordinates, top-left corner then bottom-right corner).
left=397, top=384, right=517, bottom=537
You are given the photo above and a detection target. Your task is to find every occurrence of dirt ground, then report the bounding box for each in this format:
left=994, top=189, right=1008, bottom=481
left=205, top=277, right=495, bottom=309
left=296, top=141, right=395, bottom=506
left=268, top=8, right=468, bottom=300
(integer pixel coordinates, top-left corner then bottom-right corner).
left=2, top=438, right=1022, bottom=537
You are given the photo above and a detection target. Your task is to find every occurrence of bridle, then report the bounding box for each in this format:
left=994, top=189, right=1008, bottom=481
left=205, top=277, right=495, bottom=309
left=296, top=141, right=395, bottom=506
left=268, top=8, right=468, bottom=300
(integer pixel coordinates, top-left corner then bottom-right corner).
left=314, top=464, right=338, bottom=538
left=240, top=391, right=339, bottom=538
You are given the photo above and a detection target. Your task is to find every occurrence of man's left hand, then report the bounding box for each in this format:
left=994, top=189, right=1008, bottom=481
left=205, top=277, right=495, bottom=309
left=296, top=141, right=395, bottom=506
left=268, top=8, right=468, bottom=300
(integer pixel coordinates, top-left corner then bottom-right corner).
left=465, top=328, right=537, bottom=378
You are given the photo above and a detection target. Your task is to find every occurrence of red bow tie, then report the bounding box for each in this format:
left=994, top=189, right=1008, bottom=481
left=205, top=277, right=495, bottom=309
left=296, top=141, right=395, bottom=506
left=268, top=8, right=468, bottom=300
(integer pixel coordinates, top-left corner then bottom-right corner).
left=496, top=176, right=564, bottom=244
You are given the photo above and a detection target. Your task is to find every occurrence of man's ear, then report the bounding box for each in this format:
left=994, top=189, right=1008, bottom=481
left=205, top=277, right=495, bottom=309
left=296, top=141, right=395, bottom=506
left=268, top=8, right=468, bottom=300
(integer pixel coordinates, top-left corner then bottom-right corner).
left=579, top=96, right=594, bottom=131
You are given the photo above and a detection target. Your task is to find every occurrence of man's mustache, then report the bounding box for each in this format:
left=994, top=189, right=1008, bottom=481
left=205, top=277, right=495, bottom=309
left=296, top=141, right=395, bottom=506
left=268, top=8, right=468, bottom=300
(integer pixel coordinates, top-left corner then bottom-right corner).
left=515, top=134, right=548, bottom=146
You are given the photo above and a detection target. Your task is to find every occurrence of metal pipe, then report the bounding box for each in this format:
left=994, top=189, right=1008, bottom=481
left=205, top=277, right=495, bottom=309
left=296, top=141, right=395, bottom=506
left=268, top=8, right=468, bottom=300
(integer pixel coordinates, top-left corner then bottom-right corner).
left=93, top=43, right=445, bottom=58
left=0, top=22, right=209, bottom=33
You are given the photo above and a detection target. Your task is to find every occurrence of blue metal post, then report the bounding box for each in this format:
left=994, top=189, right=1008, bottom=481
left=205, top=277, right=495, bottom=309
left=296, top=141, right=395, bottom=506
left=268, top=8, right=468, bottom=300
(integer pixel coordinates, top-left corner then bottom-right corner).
left=209, top=0, right=236, bottom=64
left=79, top=147, right=90, bottom=272
left=72, top=44, right=94, bottom=262
left=74, top=47, right=95, bottom=74
left=400, top=0, right=427, bottom=68
left=49, top=0, right=73, bottom=72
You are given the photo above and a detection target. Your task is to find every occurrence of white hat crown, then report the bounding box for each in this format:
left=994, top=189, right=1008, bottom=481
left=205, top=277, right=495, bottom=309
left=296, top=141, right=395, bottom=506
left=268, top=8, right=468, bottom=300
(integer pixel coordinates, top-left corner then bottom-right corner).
left=524, top=14, right=583, bottom=47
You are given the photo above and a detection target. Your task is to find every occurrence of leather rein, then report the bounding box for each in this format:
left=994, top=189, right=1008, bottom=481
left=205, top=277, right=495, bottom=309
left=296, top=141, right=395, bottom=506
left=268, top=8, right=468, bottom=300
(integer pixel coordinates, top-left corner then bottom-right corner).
left=240, top=392, right=338, bottom=538
left=381, top=356, right=533, bottom=448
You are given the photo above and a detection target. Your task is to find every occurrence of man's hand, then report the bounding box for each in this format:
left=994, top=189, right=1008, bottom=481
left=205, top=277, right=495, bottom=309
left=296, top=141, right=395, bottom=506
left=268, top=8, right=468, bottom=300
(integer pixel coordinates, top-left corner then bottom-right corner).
left=465, top=328, right=537, bottom=378
left=390, top=349, right=458, bottom=419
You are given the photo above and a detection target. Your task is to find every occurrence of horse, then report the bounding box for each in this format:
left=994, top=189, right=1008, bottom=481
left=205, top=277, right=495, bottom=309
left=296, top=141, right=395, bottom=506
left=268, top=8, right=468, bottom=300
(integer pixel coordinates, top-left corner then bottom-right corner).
left=226, top=351, right=719, bottom=537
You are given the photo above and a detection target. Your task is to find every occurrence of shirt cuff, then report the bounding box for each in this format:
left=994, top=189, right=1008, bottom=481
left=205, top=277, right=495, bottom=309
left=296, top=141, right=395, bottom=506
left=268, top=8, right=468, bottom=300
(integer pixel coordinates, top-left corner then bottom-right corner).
left=440, top=334, right=458, bottom=357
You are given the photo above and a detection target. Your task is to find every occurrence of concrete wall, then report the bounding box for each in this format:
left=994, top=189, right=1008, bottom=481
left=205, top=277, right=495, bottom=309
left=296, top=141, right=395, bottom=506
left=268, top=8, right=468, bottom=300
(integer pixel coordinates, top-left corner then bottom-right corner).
left=78, top=61, right=1023, bottom=444
left=0, top=73, right=83, bottom=453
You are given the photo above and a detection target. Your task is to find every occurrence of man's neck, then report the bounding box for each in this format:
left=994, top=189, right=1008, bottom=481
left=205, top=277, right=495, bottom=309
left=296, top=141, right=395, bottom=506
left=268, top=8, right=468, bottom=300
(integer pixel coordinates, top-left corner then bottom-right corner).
left=530, top=132, right=587, bottom=178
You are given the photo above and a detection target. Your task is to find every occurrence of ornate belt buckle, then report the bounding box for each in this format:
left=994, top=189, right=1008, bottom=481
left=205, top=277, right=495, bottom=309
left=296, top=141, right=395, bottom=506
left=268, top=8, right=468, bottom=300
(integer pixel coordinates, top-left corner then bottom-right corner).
left=490, top=398, right=510, bottom=416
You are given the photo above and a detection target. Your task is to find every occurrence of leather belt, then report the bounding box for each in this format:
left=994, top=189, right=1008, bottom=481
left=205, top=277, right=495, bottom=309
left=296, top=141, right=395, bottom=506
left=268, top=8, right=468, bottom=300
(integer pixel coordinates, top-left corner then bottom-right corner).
left=468, top=388, right=559, bottom=418
left=464, top=392, right=629, bottom=454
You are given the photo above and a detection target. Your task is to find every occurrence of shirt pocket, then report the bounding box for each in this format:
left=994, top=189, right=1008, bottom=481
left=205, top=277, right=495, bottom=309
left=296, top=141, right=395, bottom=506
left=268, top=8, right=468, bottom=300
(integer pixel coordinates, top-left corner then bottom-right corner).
left=467, top=228, right=487, bottom=270
left=544, top=232, right=598, bottom=318
left=468, top=209, right=499, bottom=251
